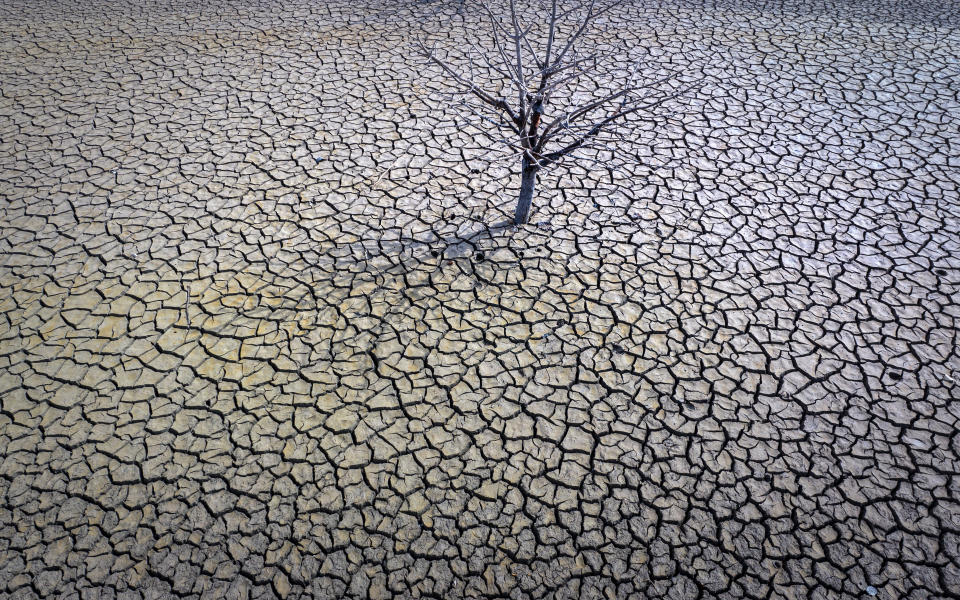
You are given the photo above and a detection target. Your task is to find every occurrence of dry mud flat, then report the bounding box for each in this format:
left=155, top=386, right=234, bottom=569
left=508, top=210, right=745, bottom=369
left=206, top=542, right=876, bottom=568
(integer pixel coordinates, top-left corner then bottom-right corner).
left=1, top=0, right=959, bottom=598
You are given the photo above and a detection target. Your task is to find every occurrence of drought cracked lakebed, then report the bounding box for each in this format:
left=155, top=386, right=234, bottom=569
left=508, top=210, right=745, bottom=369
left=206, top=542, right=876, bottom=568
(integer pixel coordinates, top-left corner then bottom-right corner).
left=1, top=0, right=959, bottom=598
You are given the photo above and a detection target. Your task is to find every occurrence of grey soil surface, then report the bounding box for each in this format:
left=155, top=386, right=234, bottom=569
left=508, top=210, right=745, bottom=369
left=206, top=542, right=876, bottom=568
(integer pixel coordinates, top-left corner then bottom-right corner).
left=1, top=0, right=959, bottom=598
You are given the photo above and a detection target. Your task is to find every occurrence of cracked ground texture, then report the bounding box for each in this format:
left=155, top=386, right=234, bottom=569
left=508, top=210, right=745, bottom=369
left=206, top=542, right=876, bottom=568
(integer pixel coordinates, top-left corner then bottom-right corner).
left=1, top=0, right=959, bottom=598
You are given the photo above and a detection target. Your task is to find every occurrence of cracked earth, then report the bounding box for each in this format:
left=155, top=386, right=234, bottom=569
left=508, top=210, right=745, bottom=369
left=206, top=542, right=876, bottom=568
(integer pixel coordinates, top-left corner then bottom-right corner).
left=1, top=0, right=960, bottom=598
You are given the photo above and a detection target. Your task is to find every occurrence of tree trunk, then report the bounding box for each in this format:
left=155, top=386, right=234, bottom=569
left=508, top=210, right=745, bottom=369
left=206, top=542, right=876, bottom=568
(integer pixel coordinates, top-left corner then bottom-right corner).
left=514, top=158, right=537, bottom=225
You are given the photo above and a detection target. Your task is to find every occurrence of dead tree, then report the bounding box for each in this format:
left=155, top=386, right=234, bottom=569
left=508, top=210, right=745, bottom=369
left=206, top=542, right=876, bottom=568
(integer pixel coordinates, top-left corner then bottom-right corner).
left=420, top=0, right=687, bottom=225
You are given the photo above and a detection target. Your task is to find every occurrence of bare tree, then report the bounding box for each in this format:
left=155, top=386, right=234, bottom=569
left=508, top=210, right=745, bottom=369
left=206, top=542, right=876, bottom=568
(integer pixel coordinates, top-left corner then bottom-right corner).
left=420, top=0, right=688, bottom=225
